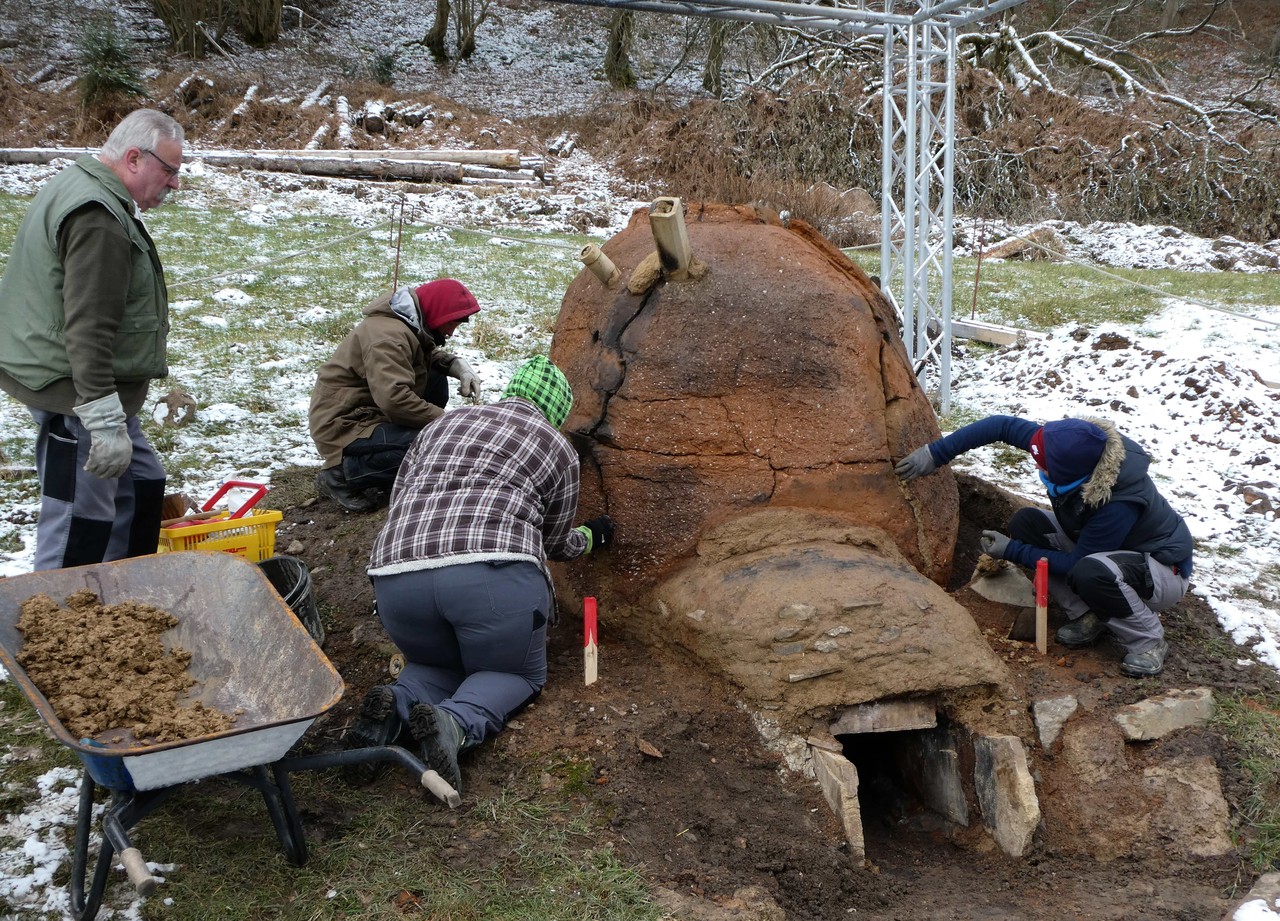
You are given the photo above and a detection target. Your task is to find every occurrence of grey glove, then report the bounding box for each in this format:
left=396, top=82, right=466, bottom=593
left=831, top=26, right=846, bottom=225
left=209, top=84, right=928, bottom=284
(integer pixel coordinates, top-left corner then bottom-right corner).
left=73, top=393, right=132, bottom=479
left=980, top=530, right=1011, bottom=558
left=449, top=357, right=481, bottom=399
left=894, top=445, right=937, bottom=481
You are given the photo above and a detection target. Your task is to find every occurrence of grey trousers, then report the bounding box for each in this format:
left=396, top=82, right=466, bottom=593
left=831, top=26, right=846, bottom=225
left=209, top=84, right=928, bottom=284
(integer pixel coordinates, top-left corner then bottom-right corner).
left=31, top=410, right=166, bottom=571
left=373, top=560, right=549, bottom=749
left=1008, top=507, right=1189, bottom=654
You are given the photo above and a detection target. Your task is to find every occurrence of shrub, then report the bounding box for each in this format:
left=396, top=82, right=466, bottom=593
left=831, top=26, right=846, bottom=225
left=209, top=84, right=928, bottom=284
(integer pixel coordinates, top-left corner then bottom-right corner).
left=76, top=15, right=145, bottom=110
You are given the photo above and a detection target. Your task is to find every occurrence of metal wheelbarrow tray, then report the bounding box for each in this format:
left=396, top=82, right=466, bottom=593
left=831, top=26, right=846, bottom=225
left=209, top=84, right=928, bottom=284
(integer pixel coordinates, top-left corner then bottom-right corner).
left=0, top=552, right=451, bottom=920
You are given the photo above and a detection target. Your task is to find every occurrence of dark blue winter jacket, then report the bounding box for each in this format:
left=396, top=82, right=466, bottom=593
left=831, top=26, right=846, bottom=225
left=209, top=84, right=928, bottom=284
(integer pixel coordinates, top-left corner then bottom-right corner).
left=927, top=415, right=1194, bottom=578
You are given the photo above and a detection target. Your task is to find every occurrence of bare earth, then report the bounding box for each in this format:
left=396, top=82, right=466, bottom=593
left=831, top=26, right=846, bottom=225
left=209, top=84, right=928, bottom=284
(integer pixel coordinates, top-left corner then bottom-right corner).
left=265, top=467, right=1273, bottom=921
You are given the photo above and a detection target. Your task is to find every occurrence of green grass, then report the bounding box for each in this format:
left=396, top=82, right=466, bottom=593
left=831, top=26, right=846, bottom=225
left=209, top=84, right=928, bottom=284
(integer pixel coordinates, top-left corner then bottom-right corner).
left=1213, top=695, right=1280, bottom=870
left=2, top=182, right=1279, bottom=916
left=845, top=249, right=1278, bottom=333
left=127, top=767, right=662, bottom=921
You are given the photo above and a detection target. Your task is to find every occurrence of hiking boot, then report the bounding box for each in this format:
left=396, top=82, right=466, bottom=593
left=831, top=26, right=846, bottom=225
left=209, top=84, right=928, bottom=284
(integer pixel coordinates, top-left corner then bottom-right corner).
left=408, top=702, right=465, bottom=794
left=316, top=467, right=377, bottom=513
left=341, top=685, right=401, bottom=785
left=1121, top=640, right=1168, bottom=678
left=1055, top=611, right=1106, bottom=648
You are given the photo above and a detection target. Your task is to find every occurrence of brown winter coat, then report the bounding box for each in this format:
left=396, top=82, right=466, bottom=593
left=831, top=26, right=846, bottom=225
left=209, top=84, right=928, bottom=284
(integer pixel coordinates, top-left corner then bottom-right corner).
left=308, top=287, right=459, bottom=469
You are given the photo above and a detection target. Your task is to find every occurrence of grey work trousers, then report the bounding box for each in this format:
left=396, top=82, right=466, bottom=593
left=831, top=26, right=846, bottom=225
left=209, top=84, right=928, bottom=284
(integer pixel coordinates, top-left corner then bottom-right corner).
left=30, top=410, right=166, bottom=571
left=1008, top=507, right=1189, bottom=655
left=373, top=560, right=549, bottom=749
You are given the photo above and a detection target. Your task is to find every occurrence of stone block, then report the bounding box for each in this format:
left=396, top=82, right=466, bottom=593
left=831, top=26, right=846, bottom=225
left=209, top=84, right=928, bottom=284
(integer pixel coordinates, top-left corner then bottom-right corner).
left=974, top=734, right=1041, bottom=857
left=1115, top=688, right=1215, bottom=741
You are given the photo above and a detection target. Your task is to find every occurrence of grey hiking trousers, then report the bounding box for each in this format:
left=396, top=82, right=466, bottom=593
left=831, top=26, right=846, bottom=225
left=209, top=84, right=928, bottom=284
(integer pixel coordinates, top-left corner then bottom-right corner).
left=30, top=410, right=166, bottom=571
left=1009, top=507, right=1190, bottom=654
left=373, top=560, right=550, bottom=749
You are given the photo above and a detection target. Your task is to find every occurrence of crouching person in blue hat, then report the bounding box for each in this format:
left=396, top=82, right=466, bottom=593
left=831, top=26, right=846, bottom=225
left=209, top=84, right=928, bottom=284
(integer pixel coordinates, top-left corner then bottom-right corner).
left=895, top=415, right=1193, bottom=678
left=343, top=356, right=613, bottom=792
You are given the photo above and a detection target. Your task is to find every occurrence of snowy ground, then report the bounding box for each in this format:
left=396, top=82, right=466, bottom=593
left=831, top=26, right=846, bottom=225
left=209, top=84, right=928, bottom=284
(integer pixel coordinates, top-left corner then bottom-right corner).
left=0, top=149, right=1278, bottom=916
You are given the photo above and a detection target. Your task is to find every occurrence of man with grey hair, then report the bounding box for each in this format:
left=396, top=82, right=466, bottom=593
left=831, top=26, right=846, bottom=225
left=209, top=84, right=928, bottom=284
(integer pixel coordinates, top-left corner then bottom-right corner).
left=0, top=108, right=184, bottom=569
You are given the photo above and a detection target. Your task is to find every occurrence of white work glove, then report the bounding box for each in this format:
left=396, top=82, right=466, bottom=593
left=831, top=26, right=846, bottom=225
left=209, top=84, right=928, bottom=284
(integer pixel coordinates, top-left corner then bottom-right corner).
left=449, top=357, right=481, bottom=399
left=73, top=393, right=133, bottom=479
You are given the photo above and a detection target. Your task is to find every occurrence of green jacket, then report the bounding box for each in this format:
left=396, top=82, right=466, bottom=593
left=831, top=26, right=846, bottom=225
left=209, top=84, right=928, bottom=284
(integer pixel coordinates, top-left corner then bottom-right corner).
left=0, top=155, right=168, bottom=415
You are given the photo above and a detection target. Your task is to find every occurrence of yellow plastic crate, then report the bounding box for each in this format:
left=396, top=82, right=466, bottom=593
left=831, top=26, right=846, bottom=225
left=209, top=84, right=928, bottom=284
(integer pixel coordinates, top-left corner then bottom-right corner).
left=157, top=508, right=283, bottom=562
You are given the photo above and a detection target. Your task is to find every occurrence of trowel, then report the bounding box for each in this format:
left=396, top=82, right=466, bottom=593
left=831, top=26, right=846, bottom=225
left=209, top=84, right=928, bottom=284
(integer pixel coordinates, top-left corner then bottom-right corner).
left=967, top=556, right=1037, bottom=642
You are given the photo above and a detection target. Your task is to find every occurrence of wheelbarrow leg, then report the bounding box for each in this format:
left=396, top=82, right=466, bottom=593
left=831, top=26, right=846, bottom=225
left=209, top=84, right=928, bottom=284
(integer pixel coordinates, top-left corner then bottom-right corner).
left=68, top=773, right=113, bottom=921
left=250, top=764, right=309, bottom=866
left=68, top=773, right=175, bottom=920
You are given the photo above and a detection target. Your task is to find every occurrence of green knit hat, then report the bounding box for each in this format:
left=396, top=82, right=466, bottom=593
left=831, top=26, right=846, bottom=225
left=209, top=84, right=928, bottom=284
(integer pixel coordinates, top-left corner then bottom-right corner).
left=502, top=356, right=573, bottom=428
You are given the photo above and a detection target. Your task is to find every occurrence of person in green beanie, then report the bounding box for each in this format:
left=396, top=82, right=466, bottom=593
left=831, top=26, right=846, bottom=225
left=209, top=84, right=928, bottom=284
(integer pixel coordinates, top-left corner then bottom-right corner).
left=345, top=356, right=613, bottom=792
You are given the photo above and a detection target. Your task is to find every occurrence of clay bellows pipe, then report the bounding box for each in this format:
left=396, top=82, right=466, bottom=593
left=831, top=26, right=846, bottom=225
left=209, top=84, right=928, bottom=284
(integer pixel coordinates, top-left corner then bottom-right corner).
left=648, top=196, right=692, bottom=276
left=579, top=243, right=619, bottom=287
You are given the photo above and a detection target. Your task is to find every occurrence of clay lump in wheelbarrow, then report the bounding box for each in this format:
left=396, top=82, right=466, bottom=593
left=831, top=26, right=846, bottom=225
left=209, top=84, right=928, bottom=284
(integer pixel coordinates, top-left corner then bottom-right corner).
left=0, top=551, right=343, bottom=792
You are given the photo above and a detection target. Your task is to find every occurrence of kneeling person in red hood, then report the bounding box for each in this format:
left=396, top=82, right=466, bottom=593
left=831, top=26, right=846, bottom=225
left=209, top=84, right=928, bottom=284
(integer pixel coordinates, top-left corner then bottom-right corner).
left=309, top=278, right=482, bottom=512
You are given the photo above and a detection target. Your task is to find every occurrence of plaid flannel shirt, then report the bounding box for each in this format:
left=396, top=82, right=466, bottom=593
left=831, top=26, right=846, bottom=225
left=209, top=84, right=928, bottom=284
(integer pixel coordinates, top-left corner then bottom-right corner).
left=367, top=397, right=587, bottom=575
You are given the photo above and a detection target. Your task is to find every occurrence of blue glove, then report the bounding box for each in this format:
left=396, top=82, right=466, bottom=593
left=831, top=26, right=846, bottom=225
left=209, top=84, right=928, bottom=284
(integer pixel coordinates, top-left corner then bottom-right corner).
left=894, top=445, right=937, bottom=481
left=980, top=530, right=1011, bottom=558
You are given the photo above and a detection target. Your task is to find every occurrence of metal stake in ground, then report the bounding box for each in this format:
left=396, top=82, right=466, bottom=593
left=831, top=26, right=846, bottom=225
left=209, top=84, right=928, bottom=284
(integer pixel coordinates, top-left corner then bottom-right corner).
left=584, top=596, right=598, bottom=686
left=1035, top=558, right=1049, bottom=655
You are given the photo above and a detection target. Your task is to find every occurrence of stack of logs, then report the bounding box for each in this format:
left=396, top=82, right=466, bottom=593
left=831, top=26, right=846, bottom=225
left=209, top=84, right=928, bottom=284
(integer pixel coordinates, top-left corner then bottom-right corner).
left=3, top=77, right=550, bottom=190
left=0, top=146, right=549, bottom=189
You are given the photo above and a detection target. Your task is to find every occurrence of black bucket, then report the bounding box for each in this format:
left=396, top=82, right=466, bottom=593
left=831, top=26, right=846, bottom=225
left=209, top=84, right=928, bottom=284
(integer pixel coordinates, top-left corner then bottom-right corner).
left=257, top=555, right=325, bottom=645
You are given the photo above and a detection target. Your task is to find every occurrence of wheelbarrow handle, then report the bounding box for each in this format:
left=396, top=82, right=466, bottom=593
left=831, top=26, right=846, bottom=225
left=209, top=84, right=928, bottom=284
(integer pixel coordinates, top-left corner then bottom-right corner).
left=201, top=480, right=269, bottom=519
left=119, top=846, right=159, bottom=895
left=421, top=769, right=461, bottom=809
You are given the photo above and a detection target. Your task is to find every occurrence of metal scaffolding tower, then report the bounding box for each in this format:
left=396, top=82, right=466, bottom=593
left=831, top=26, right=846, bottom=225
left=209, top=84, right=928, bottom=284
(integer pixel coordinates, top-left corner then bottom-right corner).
left=541, top=0, right=1028, bottom=411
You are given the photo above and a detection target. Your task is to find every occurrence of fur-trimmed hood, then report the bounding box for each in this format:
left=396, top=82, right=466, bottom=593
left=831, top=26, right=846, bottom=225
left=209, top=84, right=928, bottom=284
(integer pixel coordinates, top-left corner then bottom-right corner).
left=1079, top=416, right=1130, bottom=507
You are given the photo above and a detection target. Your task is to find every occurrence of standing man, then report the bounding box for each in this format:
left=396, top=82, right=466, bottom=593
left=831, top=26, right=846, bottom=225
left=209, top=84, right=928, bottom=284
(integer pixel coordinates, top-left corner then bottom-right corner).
left=0, top=109, right=183, bottom=571
left=308, top=278, right=482, bottom=513
left=895, top=414, right=1193, bottom=677
left=343, top=356, right=614, bottom=793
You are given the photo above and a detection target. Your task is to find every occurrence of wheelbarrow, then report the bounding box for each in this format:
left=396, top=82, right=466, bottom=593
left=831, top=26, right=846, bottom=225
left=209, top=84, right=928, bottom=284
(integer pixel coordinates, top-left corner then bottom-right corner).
left=0, top=551, right=458, bottom=921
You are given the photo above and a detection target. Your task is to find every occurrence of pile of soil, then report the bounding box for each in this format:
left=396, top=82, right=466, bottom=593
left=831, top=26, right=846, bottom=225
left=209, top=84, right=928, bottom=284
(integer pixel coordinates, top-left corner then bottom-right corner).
left=265, top=466, right=1279, bottom=921
left=16, top=589, right=235, bottom=743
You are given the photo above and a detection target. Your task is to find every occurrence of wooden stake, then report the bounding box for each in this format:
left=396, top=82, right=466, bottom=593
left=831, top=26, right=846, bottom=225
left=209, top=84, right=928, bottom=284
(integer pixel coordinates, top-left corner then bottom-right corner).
left=584, top=596, right=598, bottom=686
left=1035, top=557, right=1049, bottom=655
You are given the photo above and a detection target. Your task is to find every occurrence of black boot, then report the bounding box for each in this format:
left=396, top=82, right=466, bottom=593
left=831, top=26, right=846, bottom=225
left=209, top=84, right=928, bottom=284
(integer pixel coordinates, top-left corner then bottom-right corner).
left=409, top=702, right=465, bottom=794
left=315, top=467, right=377, bottom=513
left=341, top=685, right=401, bottom=785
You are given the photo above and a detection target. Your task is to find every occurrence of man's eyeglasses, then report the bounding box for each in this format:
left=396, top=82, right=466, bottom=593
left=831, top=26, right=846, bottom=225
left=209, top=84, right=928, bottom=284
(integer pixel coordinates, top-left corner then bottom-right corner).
left=143, top=148, right=181, bottom=179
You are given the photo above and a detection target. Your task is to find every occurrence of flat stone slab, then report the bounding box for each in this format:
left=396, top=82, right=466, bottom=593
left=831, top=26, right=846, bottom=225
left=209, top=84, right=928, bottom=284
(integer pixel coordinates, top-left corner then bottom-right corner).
left=1115, top=688, right=1215, bottom=741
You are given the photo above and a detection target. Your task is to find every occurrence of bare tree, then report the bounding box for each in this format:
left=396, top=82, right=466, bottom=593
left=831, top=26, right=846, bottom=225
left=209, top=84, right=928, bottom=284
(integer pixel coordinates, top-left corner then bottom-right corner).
left=703, top=20, right=730, bottom=96
left=604, top=10, right=637, bottom=88
left=236, top=0, right=281, bottom=47
left=424, top=0, right=450, bottom=62
left=453, top=0, right=491, bottom=60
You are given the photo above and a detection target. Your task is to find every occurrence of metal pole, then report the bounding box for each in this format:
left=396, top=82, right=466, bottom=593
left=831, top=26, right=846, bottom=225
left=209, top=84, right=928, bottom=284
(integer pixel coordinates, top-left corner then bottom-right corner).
left=939, top=23, right=957, bottom=414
